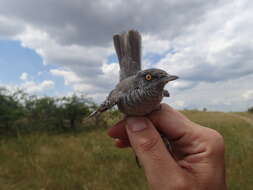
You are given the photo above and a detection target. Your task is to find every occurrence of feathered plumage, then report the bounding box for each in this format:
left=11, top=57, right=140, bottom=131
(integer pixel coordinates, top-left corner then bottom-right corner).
left=87, top=30, right=178, bottom=118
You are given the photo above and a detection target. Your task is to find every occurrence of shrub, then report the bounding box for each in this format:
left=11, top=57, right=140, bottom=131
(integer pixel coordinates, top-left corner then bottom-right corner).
left=0, top=88, right=97, bottom=136
left=248, top=106, right=253, bottom=113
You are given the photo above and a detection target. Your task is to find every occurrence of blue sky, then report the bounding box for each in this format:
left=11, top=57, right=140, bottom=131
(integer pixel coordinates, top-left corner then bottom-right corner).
left=0, top=0, right=253, bottom=111
left=0, top=40, right=70, bottom=96
left=0, top=40, right=42, bottom=84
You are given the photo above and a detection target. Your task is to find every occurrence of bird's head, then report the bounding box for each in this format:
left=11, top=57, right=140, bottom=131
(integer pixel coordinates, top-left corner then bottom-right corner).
left=135, top=68, right=178, bottom=90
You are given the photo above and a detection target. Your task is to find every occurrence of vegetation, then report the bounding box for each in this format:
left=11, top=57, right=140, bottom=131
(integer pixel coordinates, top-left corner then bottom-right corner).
left=0, top=88, right=253, bottom=189
left=182, top=110, right=253, bottom=190
left=0, top=88, right=95, bottom=136
left=248, top=106, right=253, bottom=113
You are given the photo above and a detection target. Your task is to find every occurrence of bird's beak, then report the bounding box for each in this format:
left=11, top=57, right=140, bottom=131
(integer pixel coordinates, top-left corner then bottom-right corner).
left=162, top=75, right=179, bottom=83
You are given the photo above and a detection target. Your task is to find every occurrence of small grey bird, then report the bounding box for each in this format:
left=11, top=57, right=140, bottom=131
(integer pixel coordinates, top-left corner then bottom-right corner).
left=88, top=30, right=178, bottom=118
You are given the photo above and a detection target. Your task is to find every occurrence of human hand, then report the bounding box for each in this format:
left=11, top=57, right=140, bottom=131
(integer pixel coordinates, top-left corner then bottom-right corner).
left=108, top=104, right=227, bottom=190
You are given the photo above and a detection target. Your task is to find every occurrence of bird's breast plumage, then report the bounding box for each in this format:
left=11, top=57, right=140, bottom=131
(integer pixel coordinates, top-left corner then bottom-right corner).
left=117, top=88, right=163, bottom=116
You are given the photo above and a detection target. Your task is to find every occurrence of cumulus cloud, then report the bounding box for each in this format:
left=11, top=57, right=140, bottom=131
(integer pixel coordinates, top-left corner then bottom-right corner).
left=242, top=90, right=253, bottom=101
left=13, top=25, right=114, bottom=94
left=50, top=62, right=119, bottom=101
left=50, top=69, right=81, bottom=85
left=0, top=0, right=253, bottom=110
left=0, top=15, right=25, bottom=39
left=20, top=72, right=28, bottom=81
left=142, top=34, right=172, bottom=56
left=21, top=80, right=55, bottom=93
left=1, top=79, right=55, bottom=94
left=156, top=1, right=253, bottom=83
left=166, top=73, right=253, bottom=111
left=0, top=0, right=220, bottom=46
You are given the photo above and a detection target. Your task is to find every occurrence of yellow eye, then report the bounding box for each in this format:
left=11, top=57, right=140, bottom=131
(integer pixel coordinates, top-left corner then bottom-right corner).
left=145, top=74, right=152, bottom=80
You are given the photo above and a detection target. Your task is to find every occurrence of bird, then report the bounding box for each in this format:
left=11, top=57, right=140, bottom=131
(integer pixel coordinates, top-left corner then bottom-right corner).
left=88, top=30, right=178, bottom=119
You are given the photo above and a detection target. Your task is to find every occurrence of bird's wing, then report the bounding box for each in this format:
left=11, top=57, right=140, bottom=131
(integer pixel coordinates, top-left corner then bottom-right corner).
left=113, top=30, right=142, bottom=81
left=86, top=89, right=121, bottom=119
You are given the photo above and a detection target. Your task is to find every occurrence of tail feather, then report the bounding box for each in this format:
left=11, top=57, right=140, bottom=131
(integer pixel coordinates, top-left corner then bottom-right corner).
left=129, top=30, right=141, bottom=65
left=113, top=30, right=142, bottom=81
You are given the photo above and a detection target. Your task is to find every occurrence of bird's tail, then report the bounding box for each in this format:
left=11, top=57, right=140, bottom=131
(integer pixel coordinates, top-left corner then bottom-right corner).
left=113, top=30, right=142, bottom=81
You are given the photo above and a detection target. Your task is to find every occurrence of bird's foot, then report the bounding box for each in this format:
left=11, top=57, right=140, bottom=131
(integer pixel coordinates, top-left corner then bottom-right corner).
left=163, top=90, right=170, bottom=97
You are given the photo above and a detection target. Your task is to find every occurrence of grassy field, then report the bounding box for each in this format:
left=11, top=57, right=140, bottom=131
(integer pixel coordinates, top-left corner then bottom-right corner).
left=0, top=111, right=253, bottom=190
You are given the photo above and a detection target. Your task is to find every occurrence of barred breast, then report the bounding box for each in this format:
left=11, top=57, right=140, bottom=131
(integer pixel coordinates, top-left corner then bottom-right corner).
left=117, top=88, right=163, bottom=116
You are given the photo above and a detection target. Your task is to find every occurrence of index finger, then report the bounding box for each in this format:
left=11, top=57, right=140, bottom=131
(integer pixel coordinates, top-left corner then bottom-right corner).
left=147, top=104, right=197, bottom=141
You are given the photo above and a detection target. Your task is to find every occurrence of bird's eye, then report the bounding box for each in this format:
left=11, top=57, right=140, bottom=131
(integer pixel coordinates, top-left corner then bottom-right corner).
left=145, top=74, right=152, bottom=81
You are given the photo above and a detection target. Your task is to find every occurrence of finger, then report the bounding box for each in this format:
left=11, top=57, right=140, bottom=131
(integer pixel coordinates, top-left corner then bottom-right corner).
left=149, top=104, right=212, bottom=156
left=126, top=117, right=182, bottom=188
left=107, top=119, right=128, bottom=139
left=114, top=138, right=131, bottom=148
left=148, top=103, right=198, bottom=141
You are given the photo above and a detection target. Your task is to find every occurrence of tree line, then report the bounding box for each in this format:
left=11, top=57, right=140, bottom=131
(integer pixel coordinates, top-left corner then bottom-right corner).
left=0, top=88, right=112, bottom=136
left=1, top=87, right=252, bottom=137
left=248, top=107, right=253, bottom=113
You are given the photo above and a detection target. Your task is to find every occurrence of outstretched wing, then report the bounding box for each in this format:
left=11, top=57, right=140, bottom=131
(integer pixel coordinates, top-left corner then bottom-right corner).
left=113, top=30, right=142, bottom=81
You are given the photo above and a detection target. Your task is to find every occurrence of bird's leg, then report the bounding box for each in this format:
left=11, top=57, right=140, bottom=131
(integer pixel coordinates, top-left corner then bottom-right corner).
left=163, top=90, right=170, bottom=97
left=135, top=155, right=141, bottom=168
left=158, top=131, right=177, bottom=160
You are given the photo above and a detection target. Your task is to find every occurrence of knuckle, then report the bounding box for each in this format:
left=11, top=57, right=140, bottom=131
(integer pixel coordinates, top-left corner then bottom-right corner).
left=205, top=128, right=225, bottom=154
left=137, top=136, right=160, bottom=153
left=136, top=135, right=170, bottom=163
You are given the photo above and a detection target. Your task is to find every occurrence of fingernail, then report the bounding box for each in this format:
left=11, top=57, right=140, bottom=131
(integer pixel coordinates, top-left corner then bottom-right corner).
left=126, top=117, right=148, bottom=132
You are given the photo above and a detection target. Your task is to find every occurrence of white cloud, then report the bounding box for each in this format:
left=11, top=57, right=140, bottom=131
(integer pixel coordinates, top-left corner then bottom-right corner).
left=166, top=73, right=253, bottom=111
left=0, top=0, right=219, bottom=46
left=21, top=80, right=54, bottom=93
left=0, top=15, right=25, bottom=39
left=50, top=62, right=119, bottom=102
left=14, top=25, right=114, bottom=95
left=173, top=100, right=185, bottom=108
left=20, top=72, right=28, bottom=81
left=155, top=0, right=253, bottom=84
left=1, top=79, right=55, bottom=95
left=170, top=80, right=196, bottom=90
left=242, top=90, right=253, bottom=101
left=50, top=69, right=81, bottom=85
left=142, top=34, right=171, bottom=56
left=0, top=84, right=18, bottom=94
left=101, top=62, right=119, bottom=79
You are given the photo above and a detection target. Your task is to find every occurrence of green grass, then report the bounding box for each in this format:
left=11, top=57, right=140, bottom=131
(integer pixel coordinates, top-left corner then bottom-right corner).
left=0, top=130, right=147, bottom=190
left=0, top=111, right=253, bottom=190
left=233, top=112, right=253, bottom=125
left=182, top=111, right=253, bottom=190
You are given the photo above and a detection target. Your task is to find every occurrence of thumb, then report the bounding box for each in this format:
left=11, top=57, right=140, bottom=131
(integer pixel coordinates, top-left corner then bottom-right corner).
left=126, top=117, right=181, bottom=188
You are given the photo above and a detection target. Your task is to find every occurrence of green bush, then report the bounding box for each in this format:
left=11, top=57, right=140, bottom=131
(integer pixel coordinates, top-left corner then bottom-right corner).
left=248, top=106, right=253, bottom=113
left=0, top=88, right=97, bottom=136
left=0, top=88, right=25, bottom=135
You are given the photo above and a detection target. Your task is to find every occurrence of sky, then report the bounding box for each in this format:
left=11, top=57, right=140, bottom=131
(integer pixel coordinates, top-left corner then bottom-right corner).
left=0, top=0, right=253, bottom=111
